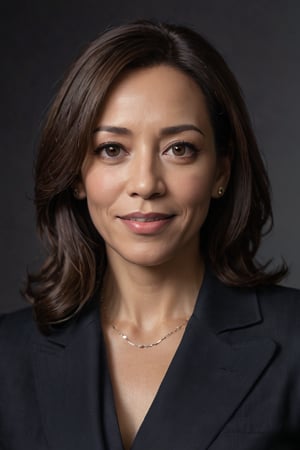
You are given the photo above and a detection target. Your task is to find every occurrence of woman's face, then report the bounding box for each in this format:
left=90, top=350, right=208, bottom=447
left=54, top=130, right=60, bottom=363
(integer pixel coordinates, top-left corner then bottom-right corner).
left=79, top=65, right=229, bottom=268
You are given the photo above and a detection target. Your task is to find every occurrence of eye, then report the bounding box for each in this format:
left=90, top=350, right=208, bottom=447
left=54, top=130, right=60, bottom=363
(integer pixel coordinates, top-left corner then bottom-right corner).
left=93, top=143, right=125, bottom=159
left=164, top=142, right=199, bottom=158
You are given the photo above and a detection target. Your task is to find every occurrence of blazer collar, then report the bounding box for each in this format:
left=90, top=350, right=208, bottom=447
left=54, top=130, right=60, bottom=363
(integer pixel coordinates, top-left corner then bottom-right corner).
left=132, top=270, right=276, bottom=450
left=193, top=267, right=262, bottom=333
left=32, top=269, right=275, bottom=450
left=32, top=297, right=105, bottom=450
left=44, top=296, right=100, bottom=347
left=133, top=318, right=276, bottom=450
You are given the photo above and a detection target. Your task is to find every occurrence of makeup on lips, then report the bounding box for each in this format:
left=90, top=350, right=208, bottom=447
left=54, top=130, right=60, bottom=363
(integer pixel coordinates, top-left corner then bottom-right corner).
left=118, top=212, right=175, bottom=234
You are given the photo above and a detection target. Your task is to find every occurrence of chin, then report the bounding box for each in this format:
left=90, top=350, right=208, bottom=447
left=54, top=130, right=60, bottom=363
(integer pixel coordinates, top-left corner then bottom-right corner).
left=107, top=244, right=179, bottom=268
left=124, top=253, right=172, bottom=268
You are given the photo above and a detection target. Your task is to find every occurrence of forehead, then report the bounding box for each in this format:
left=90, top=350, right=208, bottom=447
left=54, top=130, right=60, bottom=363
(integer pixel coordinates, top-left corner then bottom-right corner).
left=96, top=65, right=212, bottom=131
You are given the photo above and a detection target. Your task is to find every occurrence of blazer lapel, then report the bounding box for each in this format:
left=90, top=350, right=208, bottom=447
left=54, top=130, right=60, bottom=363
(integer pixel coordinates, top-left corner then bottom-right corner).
left=132, top=271, right=277, bottom=450
left=31, top=270, right=278, bottom=450
left=32, top=300, right=105, bottom=450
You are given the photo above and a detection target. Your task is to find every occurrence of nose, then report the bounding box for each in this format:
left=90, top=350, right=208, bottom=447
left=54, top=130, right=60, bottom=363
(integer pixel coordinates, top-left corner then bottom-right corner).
left=126, top=149, right=166, bottom=199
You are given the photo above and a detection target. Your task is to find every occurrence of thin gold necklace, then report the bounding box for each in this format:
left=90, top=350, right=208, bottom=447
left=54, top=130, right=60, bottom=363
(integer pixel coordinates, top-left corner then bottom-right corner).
left=111, top=318, right=189, bottom=349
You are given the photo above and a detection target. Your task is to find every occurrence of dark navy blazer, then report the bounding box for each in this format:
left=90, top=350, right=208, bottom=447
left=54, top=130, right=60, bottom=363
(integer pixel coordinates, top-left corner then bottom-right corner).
left=1, top=270, right=300, bottom=449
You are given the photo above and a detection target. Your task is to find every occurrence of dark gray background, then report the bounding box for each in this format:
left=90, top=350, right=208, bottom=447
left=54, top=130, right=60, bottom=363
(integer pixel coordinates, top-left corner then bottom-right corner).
left=1, top=0, right=299, bottom=313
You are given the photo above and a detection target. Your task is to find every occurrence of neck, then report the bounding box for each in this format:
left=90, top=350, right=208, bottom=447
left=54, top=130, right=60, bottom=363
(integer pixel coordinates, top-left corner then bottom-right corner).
left=101, top=246, right=205, bottom=329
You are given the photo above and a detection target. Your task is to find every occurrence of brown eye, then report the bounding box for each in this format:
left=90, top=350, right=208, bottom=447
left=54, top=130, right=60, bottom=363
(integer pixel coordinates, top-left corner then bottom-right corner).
left=171, top=144, right=188, bottom=156
left=94, top=143, right=125, bottom=158
left=164, top=141, right=199, bottom=158
left=103, top=145, right=122, bottom=157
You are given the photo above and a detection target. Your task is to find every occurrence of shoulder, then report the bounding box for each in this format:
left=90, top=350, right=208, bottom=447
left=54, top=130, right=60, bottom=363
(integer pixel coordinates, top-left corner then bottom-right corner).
left=257, top=283, right=300, bottom=301
left=257, top=284, right=300, bottom=317
left=0, top=307, right=45, bottom=387
left=0, top=307, right=39, bottom=354
left=254, top=284, right=300, bottom=347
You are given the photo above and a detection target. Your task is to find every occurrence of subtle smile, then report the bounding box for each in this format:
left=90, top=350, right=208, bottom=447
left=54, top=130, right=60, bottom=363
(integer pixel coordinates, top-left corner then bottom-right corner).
left=119, top=213, right=175, bottom=221
left=118, top=213, right=175, bottom=234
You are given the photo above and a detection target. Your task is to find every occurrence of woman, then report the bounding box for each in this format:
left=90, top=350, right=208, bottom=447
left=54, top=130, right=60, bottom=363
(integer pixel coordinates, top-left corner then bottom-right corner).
left=1, top=20, right=300, bottom=450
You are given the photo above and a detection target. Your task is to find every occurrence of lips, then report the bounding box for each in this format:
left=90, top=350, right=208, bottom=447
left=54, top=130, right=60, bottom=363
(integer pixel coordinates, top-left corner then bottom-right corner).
left=119, top=212, right=175, bottom=222
left=117, top=212, right=175, bottom=234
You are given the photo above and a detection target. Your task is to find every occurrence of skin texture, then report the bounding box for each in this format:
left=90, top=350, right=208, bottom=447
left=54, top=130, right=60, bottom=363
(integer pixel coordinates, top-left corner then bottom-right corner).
left=80, top=65, right=228, bottom=270
left=78, top=65, right=230, bottom=449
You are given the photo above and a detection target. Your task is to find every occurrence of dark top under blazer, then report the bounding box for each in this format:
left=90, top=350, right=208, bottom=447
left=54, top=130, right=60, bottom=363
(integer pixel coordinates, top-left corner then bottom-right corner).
left=1, top=270, right=300, bottom=450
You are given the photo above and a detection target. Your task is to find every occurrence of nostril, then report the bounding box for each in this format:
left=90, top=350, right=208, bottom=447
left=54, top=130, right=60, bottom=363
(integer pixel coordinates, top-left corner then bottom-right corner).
left=127, top=175, right=166, bottom=199
left=129, top=190, right=163, bottom=200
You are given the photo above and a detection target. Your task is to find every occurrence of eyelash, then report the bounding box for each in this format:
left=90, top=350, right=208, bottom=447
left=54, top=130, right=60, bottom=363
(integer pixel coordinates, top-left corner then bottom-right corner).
left=93, top=141, right=200, bottom=160
left=93, top=142, right=125, bottom=158
left=164, top=141, right=200, bottom=159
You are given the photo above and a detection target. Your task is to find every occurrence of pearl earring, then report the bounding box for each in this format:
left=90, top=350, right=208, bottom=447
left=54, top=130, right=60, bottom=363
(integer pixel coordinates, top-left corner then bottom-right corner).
left=217, top=186, right=225, bottom=197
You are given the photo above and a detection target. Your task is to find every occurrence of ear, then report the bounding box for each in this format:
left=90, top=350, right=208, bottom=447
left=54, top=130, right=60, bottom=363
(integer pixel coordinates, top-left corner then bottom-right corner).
left=72, top=180, right=87, bottom=200
left=211, top=156, right=231, bottom=199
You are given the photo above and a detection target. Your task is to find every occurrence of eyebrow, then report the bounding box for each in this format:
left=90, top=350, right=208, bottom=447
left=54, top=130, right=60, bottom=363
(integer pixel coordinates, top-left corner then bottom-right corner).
left=160, top=124, right=205, bottom=137
left=93, top=124, right=205, bottom=137
left=93, top=125, right=131, bottom=135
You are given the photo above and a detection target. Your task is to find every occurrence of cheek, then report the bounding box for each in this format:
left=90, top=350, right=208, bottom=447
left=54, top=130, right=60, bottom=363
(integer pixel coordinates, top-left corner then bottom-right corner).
left=83, top=170, right=117, bottom=238
left=83, top=168, right=120, bottom=207
left=174, top=171, right=215, bottom=207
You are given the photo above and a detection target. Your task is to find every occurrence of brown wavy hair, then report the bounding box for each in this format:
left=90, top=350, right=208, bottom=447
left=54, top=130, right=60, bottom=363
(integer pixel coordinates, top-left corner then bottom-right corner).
left=24, top=20, right=287, bottom=332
